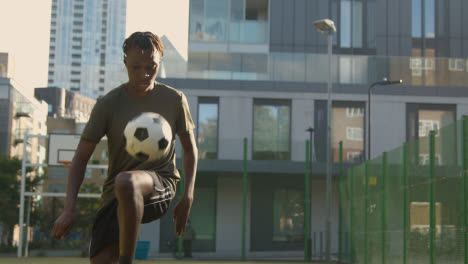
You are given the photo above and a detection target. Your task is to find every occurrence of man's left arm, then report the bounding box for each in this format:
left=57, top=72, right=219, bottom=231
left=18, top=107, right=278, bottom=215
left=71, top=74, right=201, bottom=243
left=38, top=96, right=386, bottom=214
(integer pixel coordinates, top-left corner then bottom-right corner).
left=173, top=130, right=198, bottom=237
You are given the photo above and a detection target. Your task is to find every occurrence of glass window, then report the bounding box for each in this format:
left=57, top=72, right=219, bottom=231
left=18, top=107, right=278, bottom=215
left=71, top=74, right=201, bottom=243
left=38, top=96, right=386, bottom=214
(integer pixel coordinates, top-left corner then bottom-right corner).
left=352, top=0, right=363, bottom=48
left=160, top=175, right=217, bottom=252
left=412, top=0, right=435, bottom=38
left=272, top=189, right=304, bottom=242
left=407, top=104, right=456, bottom=166
left=332, top=102, right=365, bottom=163
left=84, top=168, right=92, bottom=179
left=335, top=0, right=371, bottom=49
left=189, top=0, right=204, bottom=41
left=100, top=169, right=107, bottom=178
left=245, top=0, right=268, bottom=21
left=197, top=97, right=219, bottom=159
left=191, top=186, right=216, bottom=241
left=101, top=149, right=108, bottom=161
left=253, top=99, right=291, bottom=160
left=340, top=0, right=352, bottom=48
left=425, top=0, right=435, bottom=38
left=205, top=0, right=229, bottom=42
left=412, top=0, right=422, bottom=38
left=407, top=104, right=455, bottom=140
left=0, top=86, right=8, bottom=99
left=190, top=0, right=268, bottom=44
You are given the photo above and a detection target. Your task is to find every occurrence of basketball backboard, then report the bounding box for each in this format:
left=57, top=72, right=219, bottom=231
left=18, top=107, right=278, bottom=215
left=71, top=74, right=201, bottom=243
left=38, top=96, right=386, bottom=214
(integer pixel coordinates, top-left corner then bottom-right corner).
left=48, top=133, right=81, bottom=166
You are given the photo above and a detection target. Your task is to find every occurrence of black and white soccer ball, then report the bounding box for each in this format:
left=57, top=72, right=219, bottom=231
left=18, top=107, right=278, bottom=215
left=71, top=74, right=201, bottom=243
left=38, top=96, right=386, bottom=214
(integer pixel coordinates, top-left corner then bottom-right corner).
left=123, top=112, right=172, bottom=162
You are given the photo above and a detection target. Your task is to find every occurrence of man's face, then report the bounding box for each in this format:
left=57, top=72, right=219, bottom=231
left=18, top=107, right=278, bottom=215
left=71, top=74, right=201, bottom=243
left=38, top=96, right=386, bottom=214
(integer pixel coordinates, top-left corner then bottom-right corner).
left=124, top=47, right=161, bottom=93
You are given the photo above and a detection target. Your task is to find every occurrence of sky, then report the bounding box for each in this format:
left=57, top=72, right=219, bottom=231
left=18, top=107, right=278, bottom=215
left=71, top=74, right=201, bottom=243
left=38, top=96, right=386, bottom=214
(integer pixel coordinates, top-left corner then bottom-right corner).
left=0, top=0, right=188, bottom=92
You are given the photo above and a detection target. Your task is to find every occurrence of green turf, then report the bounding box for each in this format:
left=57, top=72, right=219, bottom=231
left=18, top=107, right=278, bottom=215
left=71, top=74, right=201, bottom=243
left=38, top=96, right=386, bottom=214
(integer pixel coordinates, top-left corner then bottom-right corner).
left=0, top=258, right=332, bottom=264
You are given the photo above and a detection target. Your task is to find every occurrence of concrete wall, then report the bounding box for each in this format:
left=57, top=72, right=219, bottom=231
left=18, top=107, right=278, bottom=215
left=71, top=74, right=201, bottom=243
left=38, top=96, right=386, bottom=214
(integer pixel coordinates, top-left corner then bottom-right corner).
left=178, top=79, right=468, bottom=162
left=215, top=175, right=249, bottom=257
left=145, top=77, right=468, bottom=258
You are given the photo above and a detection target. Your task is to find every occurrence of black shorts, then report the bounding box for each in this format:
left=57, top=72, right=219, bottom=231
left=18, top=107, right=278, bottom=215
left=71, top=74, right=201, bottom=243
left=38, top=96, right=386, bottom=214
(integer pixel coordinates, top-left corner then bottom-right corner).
left=89, top=171, right=174, bottom=258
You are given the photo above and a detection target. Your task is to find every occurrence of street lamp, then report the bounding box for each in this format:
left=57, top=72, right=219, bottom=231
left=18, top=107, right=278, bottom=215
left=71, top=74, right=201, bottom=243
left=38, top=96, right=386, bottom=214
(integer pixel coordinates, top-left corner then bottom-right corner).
left=367, top=78, right=402, bottom=160
left=313, top=18, right=336, bottom=262
left=306, top=127, right=314, bottom=261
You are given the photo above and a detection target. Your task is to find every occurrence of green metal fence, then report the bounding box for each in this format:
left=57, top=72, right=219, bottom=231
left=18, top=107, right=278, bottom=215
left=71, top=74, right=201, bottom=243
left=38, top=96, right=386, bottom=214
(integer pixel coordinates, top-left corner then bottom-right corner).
left=339, top=116, right=468, bottom=264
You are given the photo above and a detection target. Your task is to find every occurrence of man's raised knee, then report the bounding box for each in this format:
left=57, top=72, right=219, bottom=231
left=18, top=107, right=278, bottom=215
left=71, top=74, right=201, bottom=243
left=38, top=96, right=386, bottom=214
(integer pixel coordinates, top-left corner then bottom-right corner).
left=114, top=172, right=137, bottom=199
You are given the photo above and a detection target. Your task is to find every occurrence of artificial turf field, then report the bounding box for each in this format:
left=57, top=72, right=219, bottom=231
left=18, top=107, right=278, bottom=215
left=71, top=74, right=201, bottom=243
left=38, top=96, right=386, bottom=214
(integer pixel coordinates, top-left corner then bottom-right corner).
left=0, top=258, right=333, bottom=264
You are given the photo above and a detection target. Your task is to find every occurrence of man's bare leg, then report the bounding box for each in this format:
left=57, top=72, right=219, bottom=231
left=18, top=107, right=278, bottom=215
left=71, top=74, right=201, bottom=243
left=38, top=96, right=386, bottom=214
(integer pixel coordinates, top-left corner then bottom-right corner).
left=114, top=171, right=154, bottom=263
left=90, top=242, right=119, bottom=264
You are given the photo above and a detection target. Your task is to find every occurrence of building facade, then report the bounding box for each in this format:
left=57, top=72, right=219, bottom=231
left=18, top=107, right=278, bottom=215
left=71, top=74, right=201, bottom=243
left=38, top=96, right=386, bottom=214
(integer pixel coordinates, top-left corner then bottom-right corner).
left=47, top=0, right=127, bottom=99
left=35, top=86, right=96, bottom=125
left=129, top=0, right=468, bottom=260
left=0, top=53, right=15, bottom=79
left=0, top=77, right=48, bottom=160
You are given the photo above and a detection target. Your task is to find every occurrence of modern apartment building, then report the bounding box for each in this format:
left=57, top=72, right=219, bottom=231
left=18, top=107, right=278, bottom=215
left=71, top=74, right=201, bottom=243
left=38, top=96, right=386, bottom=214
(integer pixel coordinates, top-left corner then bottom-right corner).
left=127, top=0, right=468, bottom=260
left=0, top=62, right=48, bottom=162
left=47, top=0, right=127, bottom=99
left=33, top=0, right=465, bottom=259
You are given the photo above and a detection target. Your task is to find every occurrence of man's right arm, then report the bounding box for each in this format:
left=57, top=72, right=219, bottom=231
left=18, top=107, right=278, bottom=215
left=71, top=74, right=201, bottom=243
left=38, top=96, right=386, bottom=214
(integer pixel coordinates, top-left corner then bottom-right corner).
left=51, top=138, right=97, bottom=240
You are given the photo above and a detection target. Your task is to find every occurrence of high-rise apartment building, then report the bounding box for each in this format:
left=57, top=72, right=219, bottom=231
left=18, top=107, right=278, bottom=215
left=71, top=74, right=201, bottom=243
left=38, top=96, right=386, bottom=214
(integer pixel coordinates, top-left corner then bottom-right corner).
left=47, top=0, right=127, bottom=99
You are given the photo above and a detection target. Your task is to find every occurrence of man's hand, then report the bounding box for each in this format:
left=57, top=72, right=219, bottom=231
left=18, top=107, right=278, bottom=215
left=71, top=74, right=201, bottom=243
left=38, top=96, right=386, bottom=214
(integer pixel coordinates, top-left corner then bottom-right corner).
left=172, top=196, right=193, bottom=237
left=51, top=210, right=76, bottom=240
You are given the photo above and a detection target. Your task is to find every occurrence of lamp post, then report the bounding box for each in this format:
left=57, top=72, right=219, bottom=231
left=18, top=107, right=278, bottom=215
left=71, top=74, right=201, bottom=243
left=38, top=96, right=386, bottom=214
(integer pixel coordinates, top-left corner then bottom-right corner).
left=306, top=127, right=314, bottom=261
left=367, top=78, right=402, bottom=160
left=313, top=18, right=336, bottom=262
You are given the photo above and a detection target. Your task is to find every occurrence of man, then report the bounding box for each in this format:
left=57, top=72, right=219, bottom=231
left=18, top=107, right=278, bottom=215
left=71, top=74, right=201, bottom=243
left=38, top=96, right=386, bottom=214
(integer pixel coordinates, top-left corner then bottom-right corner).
left=51, top=31, right=198, bottom=264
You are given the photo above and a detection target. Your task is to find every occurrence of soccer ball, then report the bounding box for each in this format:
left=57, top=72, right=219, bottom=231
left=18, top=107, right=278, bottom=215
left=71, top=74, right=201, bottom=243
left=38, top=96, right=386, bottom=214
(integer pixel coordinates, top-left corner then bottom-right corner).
left=123, top=112, right=172, bottom=162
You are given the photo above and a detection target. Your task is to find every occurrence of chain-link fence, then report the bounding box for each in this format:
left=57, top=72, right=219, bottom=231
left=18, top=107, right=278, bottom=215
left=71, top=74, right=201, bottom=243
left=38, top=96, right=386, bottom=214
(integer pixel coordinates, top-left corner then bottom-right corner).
left=339, top=117, right=468, bottom=264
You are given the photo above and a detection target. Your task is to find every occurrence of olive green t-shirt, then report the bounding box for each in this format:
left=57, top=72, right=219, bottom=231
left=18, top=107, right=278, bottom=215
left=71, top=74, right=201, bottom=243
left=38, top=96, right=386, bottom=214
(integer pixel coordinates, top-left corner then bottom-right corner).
left=81, top=82, right=195, bottom=207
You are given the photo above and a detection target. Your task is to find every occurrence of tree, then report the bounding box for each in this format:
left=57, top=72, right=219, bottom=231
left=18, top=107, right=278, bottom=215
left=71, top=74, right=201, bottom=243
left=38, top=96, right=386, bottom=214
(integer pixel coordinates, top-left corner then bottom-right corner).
left=0, top=155, right=41, bottom=248
left=0, top=155, right=21, bottom=246
left=30, top=183, right=100, bottom=255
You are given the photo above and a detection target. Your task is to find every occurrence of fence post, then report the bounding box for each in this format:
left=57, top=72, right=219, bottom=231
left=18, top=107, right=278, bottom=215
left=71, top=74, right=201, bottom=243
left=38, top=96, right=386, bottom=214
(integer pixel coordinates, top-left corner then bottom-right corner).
left=313, top=231, right=317, bottom=257
left=403, top=142, right=409, bottom=264
left=320, top=231, right=323, bottom=260
left=350, top=166, right=355, bottom=263
left=365, top=161, right=369, bottom=264
left=381, top=152, right=388, bottom=264
left=177, top=167, right=184, bottom=259
left=463, top=116, right=468, bottom=264
left=242, top=138, right=247, bottom=261
left=429, top=131, right=436, bottom=264
left=339, top=141, right=343, bottom=262
left=305, top=139, right=310, bottom=261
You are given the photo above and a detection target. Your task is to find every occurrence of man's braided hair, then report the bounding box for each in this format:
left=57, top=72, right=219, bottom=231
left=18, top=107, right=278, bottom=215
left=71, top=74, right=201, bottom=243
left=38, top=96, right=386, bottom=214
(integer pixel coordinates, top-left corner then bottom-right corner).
left=122, top=31, right=164, bottom=57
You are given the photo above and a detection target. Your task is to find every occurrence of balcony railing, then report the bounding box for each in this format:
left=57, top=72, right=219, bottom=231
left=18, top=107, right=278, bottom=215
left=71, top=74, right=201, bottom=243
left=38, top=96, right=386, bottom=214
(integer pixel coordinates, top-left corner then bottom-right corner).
left=14, top=129, right=32, bottom=145
left=189, top=20, right=268, bottom=44
left=229, top=20, right=268, bottom=44
left=161, top=53, right=468, bottom=88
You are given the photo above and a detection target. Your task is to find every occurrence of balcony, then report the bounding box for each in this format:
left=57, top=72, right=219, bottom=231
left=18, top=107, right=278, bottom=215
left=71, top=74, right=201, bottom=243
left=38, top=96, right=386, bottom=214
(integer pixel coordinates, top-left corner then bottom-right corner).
left=15, top=112, right=31, bottom=118
left=229, top=20, right=268, bottom=44
left=14, top=129, right=32, bottom=145
left=161, top=53, right=468, bottom=88
left=189, top=20, right=268, bottom=44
